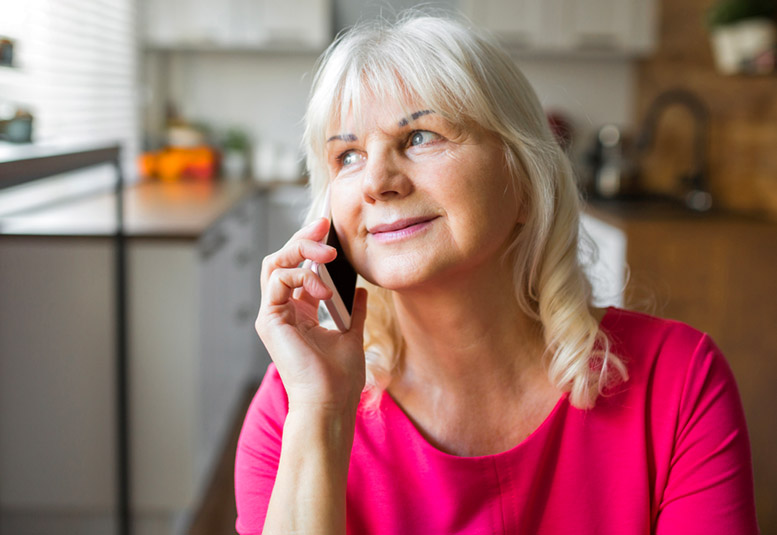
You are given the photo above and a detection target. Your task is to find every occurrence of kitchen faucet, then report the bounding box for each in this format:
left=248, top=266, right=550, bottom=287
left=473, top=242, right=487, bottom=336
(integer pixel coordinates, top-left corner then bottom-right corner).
left=635, top=88, right=713, bottom=212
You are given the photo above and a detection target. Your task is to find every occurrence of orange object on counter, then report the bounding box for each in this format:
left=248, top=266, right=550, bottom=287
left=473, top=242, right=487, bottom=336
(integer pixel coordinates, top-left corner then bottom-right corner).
left=138, top=146, right=219, bottom=181
left=138, top=152, right=157, bottom=178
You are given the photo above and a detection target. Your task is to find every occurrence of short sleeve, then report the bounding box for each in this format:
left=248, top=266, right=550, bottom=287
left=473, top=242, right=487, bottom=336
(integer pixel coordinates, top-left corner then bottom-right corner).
left=655, top=334, right=760, bottom=534
left=234, top=363, right=289, bottom=535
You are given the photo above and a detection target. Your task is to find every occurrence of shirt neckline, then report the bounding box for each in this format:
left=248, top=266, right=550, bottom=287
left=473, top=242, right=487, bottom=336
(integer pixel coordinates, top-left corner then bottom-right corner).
left=379, top=306, right=618, bottom=462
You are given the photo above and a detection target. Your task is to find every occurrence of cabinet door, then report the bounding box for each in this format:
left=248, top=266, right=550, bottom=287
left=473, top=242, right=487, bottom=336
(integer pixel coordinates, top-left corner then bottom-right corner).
left=559, top=0, right=633, bottom=49
left=557, top=0, right=657, bottom=53
left=142, top=0, right=180, bottom=45
left=265, top=185, right=309, bottom=254
left=143, top=0, right=230, bottom=46
left=461, top=0, right=656, bottom=55
left=142, top=0, right=331, bottom=50
left=197, top=221, right=235, bottom=487
left=129, top=241, right=199, bottom=510
left=252, top=194, right=272, bottom=380
left=225, top=198, right=263, bottom=387
left=461, top=0, right=542, bottom=47
left=262, top=0, right=331, bottom=49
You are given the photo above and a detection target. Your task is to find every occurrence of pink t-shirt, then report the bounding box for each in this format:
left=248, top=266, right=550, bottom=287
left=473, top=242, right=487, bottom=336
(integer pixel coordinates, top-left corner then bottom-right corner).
left=234, top=307, right=760, bottom=534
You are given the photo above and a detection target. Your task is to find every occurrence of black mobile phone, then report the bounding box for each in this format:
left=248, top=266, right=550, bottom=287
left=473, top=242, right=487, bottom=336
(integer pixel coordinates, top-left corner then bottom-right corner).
left=312, top=220, right=357, bottom=331
left=307, top=189, right=358, bottom=332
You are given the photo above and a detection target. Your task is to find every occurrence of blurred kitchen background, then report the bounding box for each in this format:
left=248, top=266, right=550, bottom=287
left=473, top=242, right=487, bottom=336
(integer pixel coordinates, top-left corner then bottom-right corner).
left=1, top=0, right=775, bottom=534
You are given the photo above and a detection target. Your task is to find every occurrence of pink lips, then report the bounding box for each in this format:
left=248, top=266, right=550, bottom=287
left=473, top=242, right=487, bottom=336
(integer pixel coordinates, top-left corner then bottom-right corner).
left=368, top=216, right=437, bottom=243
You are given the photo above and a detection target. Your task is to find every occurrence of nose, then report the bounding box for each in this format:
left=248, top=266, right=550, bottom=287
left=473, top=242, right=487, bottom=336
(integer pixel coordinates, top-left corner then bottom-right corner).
left=361, top=148, right=412, bottom=203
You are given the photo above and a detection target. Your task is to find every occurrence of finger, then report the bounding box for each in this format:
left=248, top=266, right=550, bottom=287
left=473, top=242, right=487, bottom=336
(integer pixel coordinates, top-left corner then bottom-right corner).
left=289, top=216, right=329, bottom=243
left=266, top=267, right=332, bottom=306
left=346, top=287, right=369, bottom=337
left=292, top=284, right=321, bottom=308
left=261, top=239, right=336, bottom=287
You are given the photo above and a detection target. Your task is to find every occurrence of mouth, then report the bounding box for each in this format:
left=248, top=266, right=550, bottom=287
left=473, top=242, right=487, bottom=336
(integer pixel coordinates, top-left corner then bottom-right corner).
left=368, top=216, right=438, bottom=243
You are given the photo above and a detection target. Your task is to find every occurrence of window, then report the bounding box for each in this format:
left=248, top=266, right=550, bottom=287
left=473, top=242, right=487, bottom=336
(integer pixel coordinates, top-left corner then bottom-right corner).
left=0, top=0, right=139, bottom=214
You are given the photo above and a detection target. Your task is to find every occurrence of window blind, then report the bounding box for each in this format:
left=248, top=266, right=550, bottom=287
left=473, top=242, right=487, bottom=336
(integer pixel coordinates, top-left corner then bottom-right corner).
left=0, top=0, right=139, bottom=214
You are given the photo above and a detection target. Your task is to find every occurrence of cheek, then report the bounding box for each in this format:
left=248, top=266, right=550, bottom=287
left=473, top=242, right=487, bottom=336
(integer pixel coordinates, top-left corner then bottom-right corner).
left=330, top=182, right=359, bottom=226
left=329, top=187, right=364, bottom=261
left=448, top=173, right=520, bottom=245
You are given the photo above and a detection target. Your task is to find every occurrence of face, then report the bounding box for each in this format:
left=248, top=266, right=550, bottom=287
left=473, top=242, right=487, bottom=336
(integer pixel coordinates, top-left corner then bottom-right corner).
left=324, top=93, right=523, bottom=291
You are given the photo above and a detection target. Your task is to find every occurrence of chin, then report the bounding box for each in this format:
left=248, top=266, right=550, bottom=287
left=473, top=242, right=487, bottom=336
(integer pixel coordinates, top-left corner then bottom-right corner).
left=358, top=253, right=448, bottom=291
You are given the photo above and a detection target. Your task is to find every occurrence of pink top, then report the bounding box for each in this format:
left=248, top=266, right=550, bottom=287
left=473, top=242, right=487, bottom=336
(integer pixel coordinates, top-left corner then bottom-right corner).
left=235, top=307, right=760, bottom=534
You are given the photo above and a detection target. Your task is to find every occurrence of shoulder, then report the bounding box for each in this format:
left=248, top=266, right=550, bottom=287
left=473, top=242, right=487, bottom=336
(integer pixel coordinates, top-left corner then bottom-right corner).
left=602, top=307, right=718, bottom=374
left=594, top=309, right=757, bottom=531
left=599, top=307, right=735, bottom=404
left=602, top=306, right=709, bottom=356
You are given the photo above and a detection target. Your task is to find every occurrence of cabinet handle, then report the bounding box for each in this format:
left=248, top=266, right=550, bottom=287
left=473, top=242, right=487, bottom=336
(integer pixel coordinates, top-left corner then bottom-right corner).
left=235, top=304, right=254, bottom=324
left=200, top=229, right=228, bottom=260
left=234, top=249, right=252, bottom=266
left=233, top=203, right=251, bottom=225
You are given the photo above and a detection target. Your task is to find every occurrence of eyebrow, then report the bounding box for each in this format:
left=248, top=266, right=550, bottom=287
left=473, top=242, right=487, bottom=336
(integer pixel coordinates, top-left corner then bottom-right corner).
left=325, top=110, right=436, bottom=142
left=398, top=109, right=434, bottom=127
left=326, top=133, right=358, bottom=143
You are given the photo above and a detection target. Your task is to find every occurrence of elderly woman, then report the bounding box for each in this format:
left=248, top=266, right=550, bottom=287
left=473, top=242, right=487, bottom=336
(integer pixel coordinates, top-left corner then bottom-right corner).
left=235, top=13, right=759, bottom=535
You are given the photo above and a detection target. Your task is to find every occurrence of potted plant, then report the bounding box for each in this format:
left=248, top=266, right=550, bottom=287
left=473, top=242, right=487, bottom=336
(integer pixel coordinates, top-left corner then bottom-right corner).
left=707, top=0, right=777, bottom=74
left=221, top=128, right=251, bottom=180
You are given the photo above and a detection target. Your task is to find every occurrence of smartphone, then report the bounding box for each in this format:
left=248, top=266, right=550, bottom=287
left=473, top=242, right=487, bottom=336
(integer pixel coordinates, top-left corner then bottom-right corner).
left=306, top=189, right=357, bottom=332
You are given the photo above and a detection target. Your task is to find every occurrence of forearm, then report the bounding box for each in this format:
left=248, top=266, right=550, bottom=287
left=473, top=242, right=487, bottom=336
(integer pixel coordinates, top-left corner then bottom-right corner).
left=263, top=407, right=357, bottom=535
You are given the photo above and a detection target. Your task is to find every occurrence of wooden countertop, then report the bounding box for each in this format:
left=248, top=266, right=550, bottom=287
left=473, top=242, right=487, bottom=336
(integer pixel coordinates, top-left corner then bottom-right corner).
left=583, top=198, right=775, bottom=230
left=0, top=180, right=288, bottom=239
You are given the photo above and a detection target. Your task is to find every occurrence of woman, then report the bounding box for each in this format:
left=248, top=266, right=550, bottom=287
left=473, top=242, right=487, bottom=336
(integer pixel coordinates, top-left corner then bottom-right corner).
left=235, top=13, right=759, bottom=535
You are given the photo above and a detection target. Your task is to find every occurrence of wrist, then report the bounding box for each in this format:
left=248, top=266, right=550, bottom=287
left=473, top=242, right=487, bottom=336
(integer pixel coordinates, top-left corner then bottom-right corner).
left=283, top=406, right=358, bottom=467
left=286, top=388, right=363, bottom=419
left=286, top=401, right=359, bottom=431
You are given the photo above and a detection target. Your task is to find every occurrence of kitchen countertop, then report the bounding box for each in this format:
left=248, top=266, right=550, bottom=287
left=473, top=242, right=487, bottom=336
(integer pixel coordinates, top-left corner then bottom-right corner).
left=583, top=197, right=776, bottom=229
left=0, top=179, right=298, bottom=239
left=4, top=182, right=772, bottom=240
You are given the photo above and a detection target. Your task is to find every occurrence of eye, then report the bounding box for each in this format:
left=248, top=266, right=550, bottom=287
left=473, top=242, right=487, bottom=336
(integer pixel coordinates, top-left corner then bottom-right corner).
left=337, top=150, right=363, bottom=167
left=409, top=130, right=440, bottom=147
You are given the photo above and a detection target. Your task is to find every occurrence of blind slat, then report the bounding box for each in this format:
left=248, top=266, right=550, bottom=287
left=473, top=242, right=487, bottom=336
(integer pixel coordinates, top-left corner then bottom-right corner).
left=3, top=0, right=139, bottom=184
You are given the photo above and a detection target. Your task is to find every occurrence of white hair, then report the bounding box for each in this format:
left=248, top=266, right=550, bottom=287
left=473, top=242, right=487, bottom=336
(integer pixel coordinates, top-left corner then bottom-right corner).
left=302, top=11, right=628, bottom=410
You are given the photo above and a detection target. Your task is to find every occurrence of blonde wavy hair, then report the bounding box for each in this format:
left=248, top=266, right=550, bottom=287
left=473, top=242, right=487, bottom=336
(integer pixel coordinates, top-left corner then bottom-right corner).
left=301, top=12, right=628, bottom=410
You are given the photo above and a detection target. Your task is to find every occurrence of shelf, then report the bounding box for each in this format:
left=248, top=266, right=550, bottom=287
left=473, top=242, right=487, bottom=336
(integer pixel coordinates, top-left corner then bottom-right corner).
left=0, top=142, right=121, bottom=190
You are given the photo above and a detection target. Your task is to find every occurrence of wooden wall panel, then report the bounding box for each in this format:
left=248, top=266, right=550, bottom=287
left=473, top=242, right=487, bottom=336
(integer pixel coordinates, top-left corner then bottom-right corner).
left=635, top=0, right=777, bottom=221
left=612, top=212, right=777, bottom=534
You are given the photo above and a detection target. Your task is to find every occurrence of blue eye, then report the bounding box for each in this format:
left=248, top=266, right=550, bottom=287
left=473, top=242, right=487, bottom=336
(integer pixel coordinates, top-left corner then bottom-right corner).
left=339, top=150, right=362, bottom=167
left=410, top=130, right=438, bottom=146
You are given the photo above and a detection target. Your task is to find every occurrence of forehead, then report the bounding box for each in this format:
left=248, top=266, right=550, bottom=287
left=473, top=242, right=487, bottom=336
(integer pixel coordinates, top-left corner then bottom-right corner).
left=325, top=91, right=426, bottom=136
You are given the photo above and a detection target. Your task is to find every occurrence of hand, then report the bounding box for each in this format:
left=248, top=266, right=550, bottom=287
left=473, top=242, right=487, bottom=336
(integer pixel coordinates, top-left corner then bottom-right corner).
left=255, top=217, right=369, bottom=414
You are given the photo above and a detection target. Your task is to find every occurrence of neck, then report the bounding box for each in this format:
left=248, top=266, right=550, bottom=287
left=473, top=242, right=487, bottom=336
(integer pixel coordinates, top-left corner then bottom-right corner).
left=390, top=259, right=547, bottom=401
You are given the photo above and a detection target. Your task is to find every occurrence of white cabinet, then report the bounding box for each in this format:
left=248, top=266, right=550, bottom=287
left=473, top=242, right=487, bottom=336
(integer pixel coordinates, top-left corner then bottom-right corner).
left=461, top=0, right=657, bottom=56
left=143, top=0, right=332, bottom=50
left=130, top=194, right=267, bottom=518
left=579, top=212, right=627, bottom=307
left=557, top=0, right=656, bottom=53
left=264, top=184, right=310, bottom=253
left=468, top=0, right=544, bottom=47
